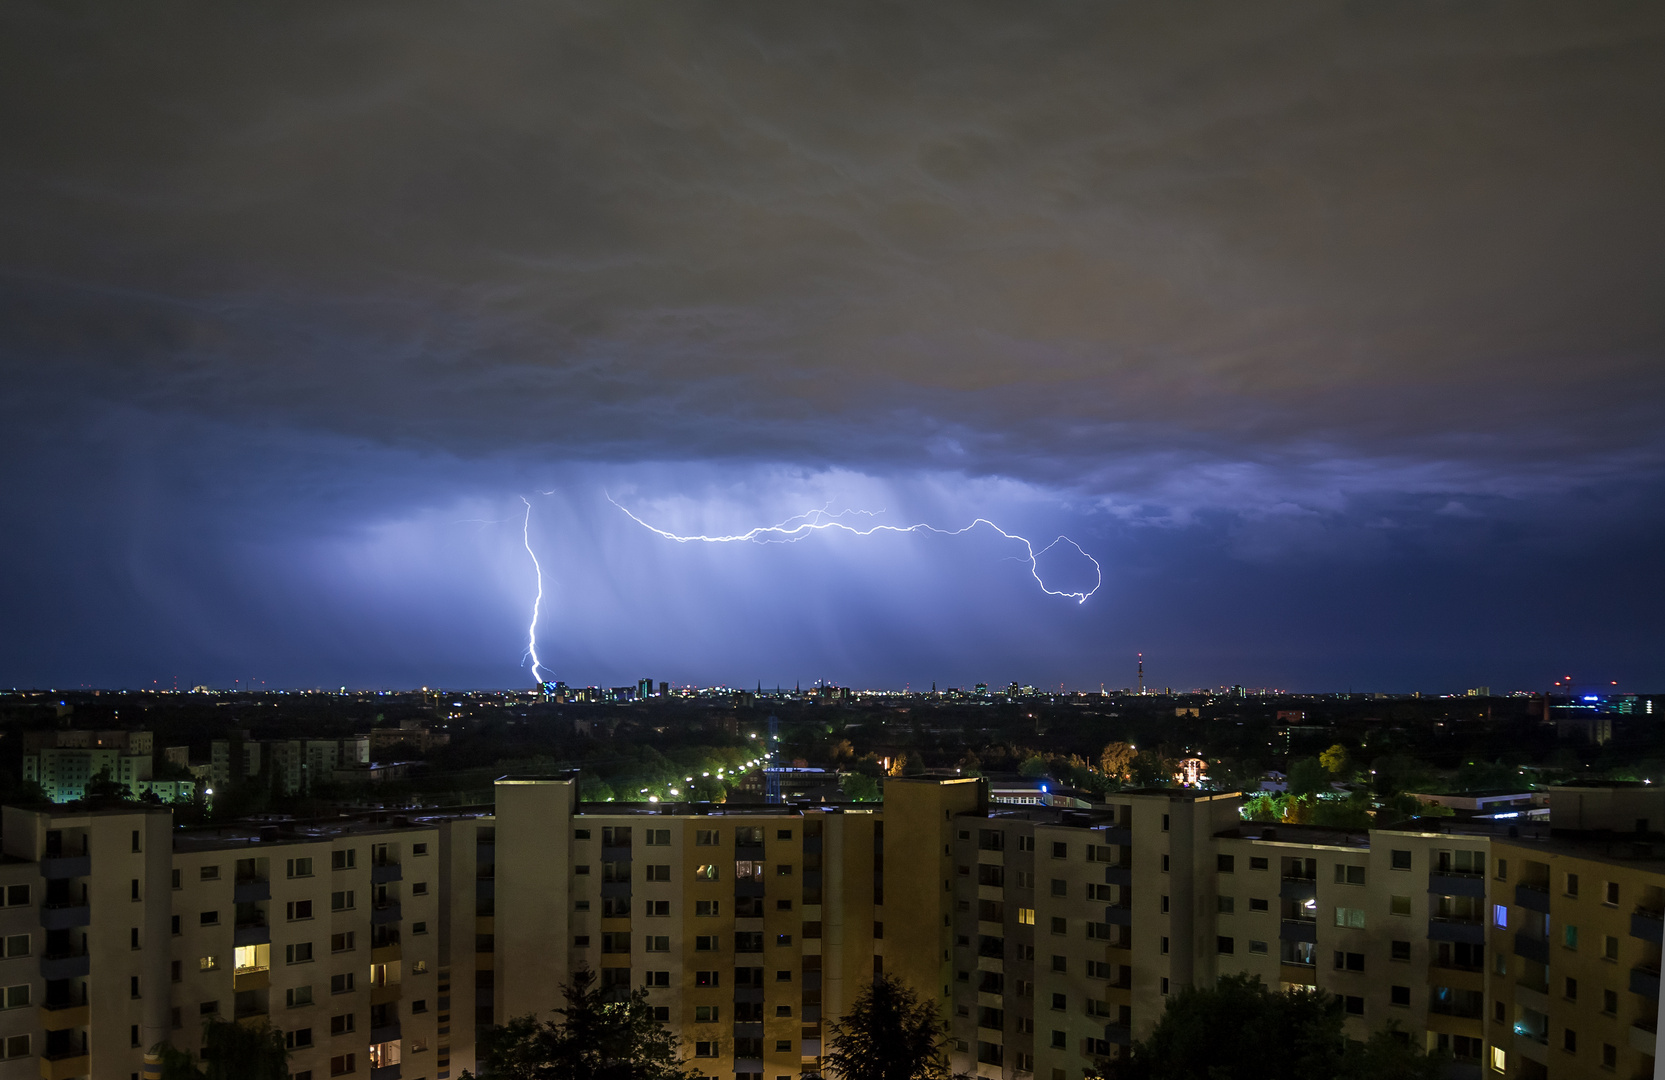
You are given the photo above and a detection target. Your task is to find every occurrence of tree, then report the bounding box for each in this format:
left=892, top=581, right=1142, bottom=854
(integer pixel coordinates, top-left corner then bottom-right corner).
left=841, top=773, right=881, bottom=802
left=823, top=974, right=949, bottom=1080
left=1106, top=975, right=1445, bottom=1080
left=1318, top=744, right=1350, bottom=777
left=1099, top=742, right=1138, bottom=783
left=153, top=1017, right=289, bottom=1080
left=1339, top=1024, right=1447, bottom=1080
left=1286, top=758, right=1330, bottom=799
left=1018, top=754, right=1049, bottom=778
left=461, top=966, right=695, bottom=1080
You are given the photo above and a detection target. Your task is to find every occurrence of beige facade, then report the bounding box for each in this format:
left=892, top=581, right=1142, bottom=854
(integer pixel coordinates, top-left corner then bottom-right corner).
left=2, top=776, right=1663, bottom=1080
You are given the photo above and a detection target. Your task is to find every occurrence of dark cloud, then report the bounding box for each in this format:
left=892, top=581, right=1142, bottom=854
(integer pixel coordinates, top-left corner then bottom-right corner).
left=1, top=2, right=1662, bottom=688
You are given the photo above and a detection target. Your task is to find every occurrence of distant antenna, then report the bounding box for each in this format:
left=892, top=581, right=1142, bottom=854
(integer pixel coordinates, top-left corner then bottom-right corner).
left=1137, top=653, right=1144, bottom=696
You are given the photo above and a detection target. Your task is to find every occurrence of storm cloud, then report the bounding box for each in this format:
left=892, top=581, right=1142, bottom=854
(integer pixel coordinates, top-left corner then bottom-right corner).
left=3, top=2, right=1662, bottom=690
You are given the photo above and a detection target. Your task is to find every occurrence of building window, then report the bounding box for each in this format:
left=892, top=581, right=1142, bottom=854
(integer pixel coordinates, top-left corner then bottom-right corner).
left=1334, top=907, right=1366, bottom=929
left=1217, top=936, right=1235, bottom=955
left=1390, top=850, right=1411, bottom=870
left=201, top=866, right=220, bottom=881
left=1491, top=1047, right=1506, bottom=1072
left=1563, top=925, right=1578, bottom=951
left=411, top=843, right=427, bottom=856
left=1603, top=935, right=1619, bottom=960
left=1335, top=865, right=1365, bottom=886
left=1248, top=940, right=1268, bottom=954
left=1344, top=996, right=1364, bottom=1016
left=1218, top=855, right=1235, bottom=873
left=1050, top=917, right=1066, bottom=935
left=1, top=985, right=29, bottom=1009
left=1, top=1035, right=29, bottom=1059
left=1603, top=881, right=1619, bottom=906
left=1249, top=897, right=1269, bottom=912
left=285, top=943, right=313, bottom=964
left=1391, top=940, right=1411, bottom=961
left=287, top=858, right=313, bottom=878
left=1563, top=1029, right=1577, bottom=1053
left=1218, top=896, right=1235, bottom=914
left=1493, top=905, right=1509, bottom=929
left=286, top=987, right=314, bottom=1008
left=1390, top=986, right=1410, bottom=1007
left=329, top=1053, right=355, bottom=1076
left=201, top=911, right=220, bottom=926
left=287, top=900, right=313, bottom=921
left=1565, top=873, right=1579, bottom=898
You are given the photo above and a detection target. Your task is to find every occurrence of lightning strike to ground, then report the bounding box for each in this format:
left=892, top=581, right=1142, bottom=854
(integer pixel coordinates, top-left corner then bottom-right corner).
left=608, top=495, right=1102, bottom=603
left=520, top=497, right=548, bottom=686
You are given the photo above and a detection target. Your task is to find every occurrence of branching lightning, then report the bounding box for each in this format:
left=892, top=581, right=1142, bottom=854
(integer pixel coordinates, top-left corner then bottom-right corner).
left=608, top=495, right=1102, bottom=603
left=520, top=497, right=548, bottom=685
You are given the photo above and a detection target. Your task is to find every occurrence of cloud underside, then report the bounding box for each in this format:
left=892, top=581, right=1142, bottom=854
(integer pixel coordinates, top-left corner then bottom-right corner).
left=0, top=1, right=1662, bottom=504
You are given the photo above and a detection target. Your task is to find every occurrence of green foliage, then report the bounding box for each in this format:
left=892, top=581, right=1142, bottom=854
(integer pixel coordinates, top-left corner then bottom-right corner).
left=1310, top=791, right=1374, bottom=829
left=1286, top=758, right=1330, bottom=799
left=461, top=966, right=695, bottom=1080
left=823, top=975, right=950, bottom=1080
left=1018, top=754, right=1049, bottom=778
left=1108, top=974, right=1444, bottom=1080
left=841, top=773, right=881, bottom=802
left=1241, top=793, right=1280, bottom=822
left=1318, top=744, right=1350, bottom=777
left=1339, top=1024, right=1449, bottom=1080
left=153, top=1018, right=289, bottom=1080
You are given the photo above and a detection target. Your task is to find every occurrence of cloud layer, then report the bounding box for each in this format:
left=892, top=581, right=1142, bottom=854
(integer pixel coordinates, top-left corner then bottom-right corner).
left=2, top=2, right=1662, bottom=689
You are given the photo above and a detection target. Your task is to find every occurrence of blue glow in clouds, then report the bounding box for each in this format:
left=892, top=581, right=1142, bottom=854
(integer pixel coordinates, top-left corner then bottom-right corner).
left=608, top=494, right=1103, bottom=604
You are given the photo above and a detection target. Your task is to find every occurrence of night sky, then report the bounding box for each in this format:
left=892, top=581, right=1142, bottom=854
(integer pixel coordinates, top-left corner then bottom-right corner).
left=3, top=4, right=1663, bottom=693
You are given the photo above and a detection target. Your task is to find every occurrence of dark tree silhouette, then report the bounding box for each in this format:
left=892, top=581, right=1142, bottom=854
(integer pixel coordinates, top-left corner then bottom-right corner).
left=153, top=1016, right=289, bottom=1080
left=462, top=966, right=695, bottom=1080
left=822, top=974, right=949, bottom=1080
left=1101, top=974, right=1445, bottom=1080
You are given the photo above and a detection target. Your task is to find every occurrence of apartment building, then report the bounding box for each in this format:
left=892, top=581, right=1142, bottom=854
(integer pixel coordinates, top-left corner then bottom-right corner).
left=208, top=738, right=372, bottom=797
left=2, top=774, right=1663, bottom=1080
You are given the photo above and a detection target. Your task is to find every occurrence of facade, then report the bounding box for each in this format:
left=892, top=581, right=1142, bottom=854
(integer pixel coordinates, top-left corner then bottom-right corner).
left=20, top=748, right=190, bottom=804
left=0, top=777, right=1662, bottom=1080
left=208, top=738, right=373, bottom=797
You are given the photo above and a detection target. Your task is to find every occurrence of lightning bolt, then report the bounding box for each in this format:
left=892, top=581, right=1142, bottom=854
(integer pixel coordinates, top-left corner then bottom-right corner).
left=520, top=497, right=548, bottom=686
left=609, top=494, right=1102, bottom=604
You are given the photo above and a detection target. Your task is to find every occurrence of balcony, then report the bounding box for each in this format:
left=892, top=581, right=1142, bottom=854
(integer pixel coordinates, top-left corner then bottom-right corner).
left=1428, top=872, right=1486, bottom=899
left=1630, top=1021, right=1657, bottom=1057
left=1279, top=919, right=1317, bottom=944
left=233, top=968, right=270, bottom=992
left=234, top=919, right=271, bottom=947
left=1515, top=883, right=1550, bottom=914
left=38, top=1002, right=88, bottom=1031
left=39, top=1052, right=89, bottom=1080
left=1104, top=1023, right=1131, bottom=1046
left=39, top=903, right=90, bottom=931
left=1428, top=919, right=1485, bottom=945
left=233, top=880, right=271, bottom=904
left=371, top=1066, right=401, bottom=1080
left=371, top=863, right=403, bottom=884
left=1631, top=909, right=1664, bottom=944
left=1104, top=904, right=1132, bottom=926
left=1279, top=877, right=1317, bottom=901
left=40, top=953, right=89, bottom=980
left=40, top=855, right=90, bottom=880
left=1513, top=933, right=1550, bottom=965
left=1104, top=865, right=1131, bottom=887
left=369, top=1021, right=401, bottom=1044
left=1630, top=966, right=1660, bottom=1000
left=1102, top=825, right=1132, bottom=847
left=371, top=901, right=402, bottom=925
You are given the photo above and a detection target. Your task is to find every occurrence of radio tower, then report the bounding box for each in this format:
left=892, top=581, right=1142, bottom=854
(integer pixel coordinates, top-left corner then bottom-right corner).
left=1137, top=653, right=1144, bottom=696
